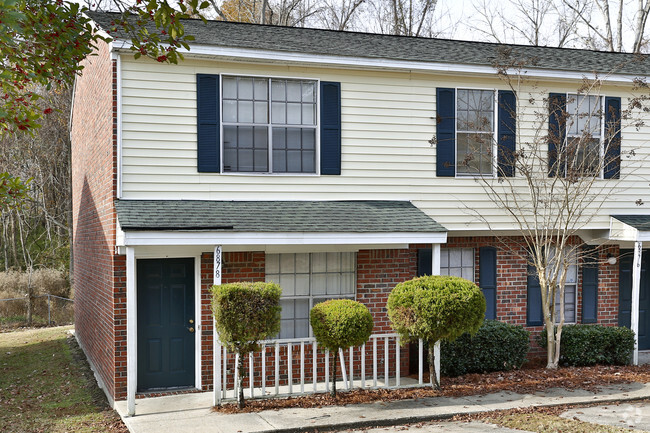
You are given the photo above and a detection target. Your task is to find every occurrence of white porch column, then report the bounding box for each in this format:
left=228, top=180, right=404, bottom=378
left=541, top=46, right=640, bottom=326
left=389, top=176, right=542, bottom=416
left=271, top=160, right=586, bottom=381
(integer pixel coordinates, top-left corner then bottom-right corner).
left=632, top=241, right=643, bottom=365
left=126, top=247, right=136, bottom=416
left=431, top=243, right=441, bottom=386
left=213, top=246, right=223, bottom=406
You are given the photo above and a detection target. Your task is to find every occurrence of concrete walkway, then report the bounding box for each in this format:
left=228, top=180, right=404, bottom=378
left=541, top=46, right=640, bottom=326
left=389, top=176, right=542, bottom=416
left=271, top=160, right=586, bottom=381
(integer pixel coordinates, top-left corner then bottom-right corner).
left=115, top=382, right=650, bottom=433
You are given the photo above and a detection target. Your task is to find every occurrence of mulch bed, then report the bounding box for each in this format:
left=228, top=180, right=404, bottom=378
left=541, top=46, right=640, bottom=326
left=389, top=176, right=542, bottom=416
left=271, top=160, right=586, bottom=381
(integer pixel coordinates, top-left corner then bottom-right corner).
left=213, top=364, right=650, bottom=414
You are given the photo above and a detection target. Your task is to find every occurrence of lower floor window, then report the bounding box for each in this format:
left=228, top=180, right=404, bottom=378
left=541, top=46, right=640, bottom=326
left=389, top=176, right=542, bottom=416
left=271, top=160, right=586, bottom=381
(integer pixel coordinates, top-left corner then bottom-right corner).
left=266, top=252, right=356, bottom=339
left=440, top=247, right=475, bottom=282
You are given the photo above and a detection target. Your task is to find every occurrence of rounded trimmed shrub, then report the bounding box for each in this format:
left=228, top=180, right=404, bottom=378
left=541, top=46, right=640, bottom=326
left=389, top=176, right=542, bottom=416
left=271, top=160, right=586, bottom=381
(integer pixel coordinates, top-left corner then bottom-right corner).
left=212, top=281, right=282, bottom=408
left=388, top=275, right=485, bottom=388
left=310, top=299, right=373, bottom=397
left=538, top=324, right=634, bottom=366
left=441, top=320, right=530, bottom=377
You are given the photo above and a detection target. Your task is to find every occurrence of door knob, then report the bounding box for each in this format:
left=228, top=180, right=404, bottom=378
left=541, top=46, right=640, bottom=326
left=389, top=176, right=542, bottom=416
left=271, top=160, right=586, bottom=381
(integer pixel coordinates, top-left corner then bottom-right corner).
left=188, top=327, right=195, bottom=333
left=189, top=319, right=194, bottom=324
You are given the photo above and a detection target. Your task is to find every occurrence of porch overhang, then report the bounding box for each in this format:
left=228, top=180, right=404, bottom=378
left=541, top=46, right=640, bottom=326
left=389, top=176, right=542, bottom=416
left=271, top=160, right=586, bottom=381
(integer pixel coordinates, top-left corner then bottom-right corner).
left=115, top=199, right=448, bottom=247
left=609, top=215, right=650, bottom=242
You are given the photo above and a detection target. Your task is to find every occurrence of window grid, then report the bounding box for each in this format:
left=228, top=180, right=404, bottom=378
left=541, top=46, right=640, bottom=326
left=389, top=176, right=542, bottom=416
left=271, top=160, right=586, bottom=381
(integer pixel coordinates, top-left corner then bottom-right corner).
left=266, top=252, right=356, bottom=339
left=440, top=248, right=475, bottom=282
left=456, top=89, right=497, bottom=177
left=565, top=94, right=603, bottom=177
left=222, top=76, right=317, bottom=174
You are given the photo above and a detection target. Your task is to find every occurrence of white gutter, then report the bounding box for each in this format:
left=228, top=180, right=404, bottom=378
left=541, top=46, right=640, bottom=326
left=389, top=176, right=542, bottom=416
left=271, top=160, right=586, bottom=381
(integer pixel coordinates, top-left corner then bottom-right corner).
left=111, top=39, right=646, bottom=84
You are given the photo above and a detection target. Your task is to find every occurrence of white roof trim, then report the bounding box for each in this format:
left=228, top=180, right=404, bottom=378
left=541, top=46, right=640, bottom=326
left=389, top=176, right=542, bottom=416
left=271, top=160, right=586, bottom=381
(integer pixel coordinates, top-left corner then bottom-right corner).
left=111, top=39, right=645, bottom=83
left=118, top=230, right=447, bottom=247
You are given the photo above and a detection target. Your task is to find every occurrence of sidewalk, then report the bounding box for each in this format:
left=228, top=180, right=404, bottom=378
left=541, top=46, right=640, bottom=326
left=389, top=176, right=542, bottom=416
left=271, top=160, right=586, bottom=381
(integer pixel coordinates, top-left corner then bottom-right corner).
left=115, top=382, right=650, bottom=433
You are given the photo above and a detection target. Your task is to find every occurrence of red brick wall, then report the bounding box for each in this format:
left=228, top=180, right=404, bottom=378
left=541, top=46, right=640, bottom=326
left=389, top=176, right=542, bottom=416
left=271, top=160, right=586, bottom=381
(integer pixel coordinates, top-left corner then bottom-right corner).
left=70, top=39, right=120, bottom=401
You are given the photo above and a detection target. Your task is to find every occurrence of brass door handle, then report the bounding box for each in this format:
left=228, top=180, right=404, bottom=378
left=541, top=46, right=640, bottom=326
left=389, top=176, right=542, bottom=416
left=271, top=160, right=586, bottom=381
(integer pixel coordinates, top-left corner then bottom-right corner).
left=189, top=319, right=194, bottom=324
left=188, top=327, right=195, bottom=333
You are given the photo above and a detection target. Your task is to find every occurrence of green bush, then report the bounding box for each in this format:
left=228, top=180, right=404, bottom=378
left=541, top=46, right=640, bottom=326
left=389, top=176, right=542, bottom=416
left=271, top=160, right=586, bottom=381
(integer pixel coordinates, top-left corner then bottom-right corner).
left=441, top=320, right=530, bottom=377
left=388, top=275, right=485, bottom=388
left=537, top=324, right=634, bottom=366
left=212, top=281, right=282, bottom=408
left=310, top=299, right=373, bottom=397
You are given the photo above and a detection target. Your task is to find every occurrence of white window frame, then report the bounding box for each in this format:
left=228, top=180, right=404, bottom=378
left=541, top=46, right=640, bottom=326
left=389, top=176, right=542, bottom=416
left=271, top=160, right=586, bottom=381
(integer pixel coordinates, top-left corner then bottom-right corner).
left=564, top=93, right=605, bottom=179
left=220, top=74, right=321, bottom=176
left=455, top=87, right=498, bottom=178
left=439, top=247, right=475, bottom=282
left=266, top=252, right=357, bottom=339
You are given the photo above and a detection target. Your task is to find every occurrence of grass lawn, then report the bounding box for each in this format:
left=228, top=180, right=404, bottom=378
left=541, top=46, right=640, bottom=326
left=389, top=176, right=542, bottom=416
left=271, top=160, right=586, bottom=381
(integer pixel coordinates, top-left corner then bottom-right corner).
left=0, top=326, right=127, bottom=433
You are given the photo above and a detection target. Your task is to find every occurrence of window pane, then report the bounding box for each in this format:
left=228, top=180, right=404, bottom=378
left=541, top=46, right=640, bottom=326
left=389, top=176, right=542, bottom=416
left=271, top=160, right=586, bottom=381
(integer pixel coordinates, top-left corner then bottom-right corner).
left=312, top=253, right=327, bottom=272
left=280, top=273, right=295, bottom=296
left=287, top=128, right=301, bottom=149
left=302, top=151, right=315, bottom=173
left=282, top=299, right=295, bottom=318
left=239, top=77, right=253, bottom=99
left=253, top=149, right=268, bottom=172
left=462, top=267, right=473, bottom=281
left=273, top=149, right=287, bottom=172
left=254, top=101, right=268, bottom=123
left=341, top=252, right=355, bottom=271
left=295, top=274, right=310, bottom=295
left=238, top=127, right=253, bottom=148
left=302, top=82, right=315, bottom=102
left=280, top=320, right=294, bottom=339
left=327, top=252, right=341, bottom=271
left=341, top=273, right=355, bottom=294
left=254, top=127, right=267, bottom=148
left=238, top=101, right=253, bottom=123
left=440, top=249, right=449, bottom=268
left=457, top=89, right=468, bottom=111
left=222, top=77, right=237, bottom=99
left=302, top=129, right=315, bottom=150
left=295, top=253, right=309, bottom=273
left=295, top=319, right=309, bottom=338
left=254, top=78, right=268, bottom=100
left=273, top=127, right=287, bottom=149
left=266, top=254, right=279, bottom=273
left=287, top=81, right=301, bottom=102
left=462, top=248, right=473, bottom=266
left=280, top=253, right=294, bottom=273
left=327, top=273, right=340, bottom=295
left=302, top=104, right=315, bottom=125
left=271, top=80, right=285, bottom=101
left=449, top=249, right=462, bottom=267
left=287, top=103, right=301, bottom=124
left=312, top=273, right=326, bottom=295
left=272, top=102, right=286, bottom=124
left=223, top=149, right=237, bottom=171
left=295, top=299, right=310, bottom=319
left=223, top=100, right=237, bottom=123
left=223, top=125, right=237, bottom=148
left=287, top=150, right=302, bottom=172
left=449, top=267, right=463, bottom=278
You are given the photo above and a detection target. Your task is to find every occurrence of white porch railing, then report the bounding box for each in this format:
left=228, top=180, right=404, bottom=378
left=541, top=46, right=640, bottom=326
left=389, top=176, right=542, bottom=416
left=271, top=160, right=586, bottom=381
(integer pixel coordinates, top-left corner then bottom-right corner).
left=213, top=333, right=429, bottom=404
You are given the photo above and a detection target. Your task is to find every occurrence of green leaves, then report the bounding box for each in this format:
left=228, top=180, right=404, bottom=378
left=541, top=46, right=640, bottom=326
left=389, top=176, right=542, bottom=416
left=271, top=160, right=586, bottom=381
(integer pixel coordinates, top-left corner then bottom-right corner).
left=310, top=299, right=373, bottom=352
left=0, top=173, right=30, bottom=210
left=211, top=282, right=282, bottom=354
left=387, top=275, right=486, bottom=345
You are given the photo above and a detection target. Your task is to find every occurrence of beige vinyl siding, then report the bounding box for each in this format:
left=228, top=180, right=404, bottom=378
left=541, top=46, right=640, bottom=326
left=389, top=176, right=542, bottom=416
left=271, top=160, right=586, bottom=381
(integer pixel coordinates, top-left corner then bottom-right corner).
left=119, top=57, right=650, bottom=232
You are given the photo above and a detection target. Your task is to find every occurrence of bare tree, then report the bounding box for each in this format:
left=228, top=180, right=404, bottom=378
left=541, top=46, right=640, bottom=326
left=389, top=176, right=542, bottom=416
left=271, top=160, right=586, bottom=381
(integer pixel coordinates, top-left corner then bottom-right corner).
left=563, top=0, right=650, bottom=52
left=470, top=0, right=581, bottom=47
left=317, top=0, right=366, bottom=31
left=460, top=55, right=649, bottom=368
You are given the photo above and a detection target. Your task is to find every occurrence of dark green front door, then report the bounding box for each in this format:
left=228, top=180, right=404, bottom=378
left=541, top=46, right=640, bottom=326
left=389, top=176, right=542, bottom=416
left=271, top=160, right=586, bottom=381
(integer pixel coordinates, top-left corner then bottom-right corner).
left=619, top=250, right=650, bottom=350
left=137, top=258, right=195, bottom=391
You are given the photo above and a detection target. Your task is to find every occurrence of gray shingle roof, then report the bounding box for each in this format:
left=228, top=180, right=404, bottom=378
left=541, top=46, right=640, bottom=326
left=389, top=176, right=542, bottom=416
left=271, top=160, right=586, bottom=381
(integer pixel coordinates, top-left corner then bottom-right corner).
left=88, top=11, right=650, bottom=76
left=612, top=215, right=650, bottom=231
left=115, top=200, right=446, bottom=233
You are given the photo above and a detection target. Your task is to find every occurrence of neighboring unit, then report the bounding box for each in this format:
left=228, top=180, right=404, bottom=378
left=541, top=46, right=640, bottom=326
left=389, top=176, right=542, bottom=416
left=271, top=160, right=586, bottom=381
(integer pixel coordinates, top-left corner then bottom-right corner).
left=71, top=12, right=650, bottom=413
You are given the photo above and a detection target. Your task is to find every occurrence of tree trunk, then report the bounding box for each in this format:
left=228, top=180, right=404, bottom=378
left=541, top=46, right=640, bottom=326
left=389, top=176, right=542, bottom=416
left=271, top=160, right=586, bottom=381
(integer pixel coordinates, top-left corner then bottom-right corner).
left=237, top=351, right=245, bottom=409
left=26, top=284, right=34, bottom=326
left=331, top=349, right=337, bottom=398
left=428, top=343, right=440, bottom=390
left=545, top=317, right=558, bottom=369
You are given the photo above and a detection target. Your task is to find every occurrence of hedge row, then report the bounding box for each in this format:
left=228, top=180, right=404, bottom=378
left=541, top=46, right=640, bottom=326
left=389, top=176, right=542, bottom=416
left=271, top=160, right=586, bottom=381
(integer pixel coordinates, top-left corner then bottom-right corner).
left=538, top=324, right=634, bottom=366
left=441, top=320, right=530, bottom=377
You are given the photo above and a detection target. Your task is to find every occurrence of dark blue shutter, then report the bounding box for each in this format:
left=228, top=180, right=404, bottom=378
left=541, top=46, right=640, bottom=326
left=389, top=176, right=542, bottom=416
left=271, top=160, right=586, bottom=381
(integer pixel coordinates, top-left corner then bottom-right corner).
left=436, top=88, right=456, bottom=177
left=417, top=248, right=432, bottom=276
left=497, top=90, right=516, bottom=177
left=320, top=81, right=341, bottom=175
left=527, top=264, right=543, bottom=326
left=582, top=247, right=599, bottom=323
left=604, top=96, right=621, bottom=179
left=479, top=247, right=497, bottom=320
left=196, top=74, right=220, bottom=173
left=548, top=93, right=566, bottom=177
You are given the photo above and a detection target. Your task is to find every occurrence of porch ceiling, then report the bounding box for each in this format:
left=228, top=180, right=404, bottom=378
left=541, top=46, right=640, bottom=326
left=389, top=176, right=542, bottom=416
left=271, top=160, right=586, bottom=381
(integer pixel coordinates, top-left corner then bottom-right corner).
left=610, top=215, right=650, bottom=242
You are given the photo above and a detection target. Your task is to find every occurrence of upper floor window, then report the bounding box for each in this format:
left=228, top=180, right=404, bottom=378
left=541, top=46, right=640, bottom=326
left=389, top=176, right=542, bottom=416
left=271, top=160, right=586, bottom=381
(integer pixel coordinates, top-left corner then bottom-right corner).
left=565, top=94, right=602, bottom=177
left=456, top=89, right=496, bottom=176
left=222, top=76, right=317, bottom=173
